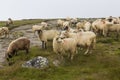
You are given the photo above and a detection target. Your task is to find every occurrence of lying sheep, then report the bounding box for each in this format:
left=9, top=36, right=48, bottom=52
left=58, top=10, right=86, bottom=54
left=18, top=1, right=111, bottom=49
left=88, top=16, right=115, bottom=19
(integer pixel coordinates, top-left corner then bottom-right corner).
left=5, top=37, right=30, bottom=60
left=59, top=31, right=96, bottom=54
left=53, top=36, right=77, bottom=60
left=37, top=29, right=59, bottom=49
left=0, top=27, right=9, bottom=38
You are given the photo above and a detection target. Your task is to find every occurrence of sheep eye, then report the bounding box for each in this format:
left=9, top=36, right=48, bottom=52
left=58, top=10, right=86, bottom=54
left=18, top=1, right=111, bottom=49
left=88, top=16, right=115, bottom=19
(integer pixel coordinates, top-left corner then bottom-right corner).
left=56, top=38, right=59, bottom=40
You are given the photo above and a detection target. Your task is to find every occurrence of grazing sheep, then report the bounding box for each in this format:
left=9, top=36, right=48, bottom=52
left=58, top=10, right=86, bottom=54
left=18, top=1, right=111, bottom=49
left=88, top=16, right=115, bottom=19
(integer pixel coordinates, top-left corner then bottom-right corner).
left=53, top=36, right=77, bottom=60
left=37, top=29, right=59, bottom=49
left=41, top=22, right=48, bottom=28
left=5, top=37, right=30, bottom=60
left=32, top=25, right=44, bottom=36
left=0, top=27, right=9, bottom=38
left=59, top=31, right=96, bottom=54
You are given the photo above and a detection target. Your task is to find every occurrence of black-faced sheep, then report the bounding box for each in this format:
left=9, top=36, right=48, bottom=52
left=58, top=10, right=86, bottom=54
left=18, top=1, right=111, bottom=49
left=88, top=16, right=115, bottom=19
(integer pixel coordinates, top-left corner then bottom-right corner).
left=37, top=29, right=59, bottom=49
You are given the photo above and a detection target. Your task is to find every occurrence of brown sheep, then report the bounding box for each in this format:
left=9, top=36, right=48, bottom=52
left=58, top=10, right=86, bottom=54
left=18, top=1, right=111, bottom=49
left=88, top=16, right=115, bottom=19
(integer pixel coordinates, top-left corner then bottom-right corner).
left=5, top=37, right=30, bottom=60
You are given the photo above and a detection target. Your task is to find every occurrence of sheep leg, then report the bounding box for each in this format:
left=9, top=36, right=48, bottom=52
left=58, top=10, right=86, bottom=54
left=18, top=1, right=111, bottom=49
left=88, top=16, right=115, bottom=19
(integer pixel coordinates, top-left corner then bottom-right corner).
left=42, top=41, right=44, bottom=49
left=45, top=42, right=47, bottom=49
left=84, top=46, right=90, bottom=55
left=26, top=49, right=29, bottom=54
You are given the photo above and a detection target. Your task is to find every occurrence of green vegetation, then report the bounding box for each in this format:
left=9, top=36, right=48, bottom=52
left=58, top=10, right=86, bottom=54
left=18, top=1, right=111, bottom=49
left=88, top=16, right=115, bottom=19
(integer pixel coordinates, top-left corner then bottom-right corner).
left=0, top=37, right=120, bottom=80
left=0, top=19, right=120, bottom=80
left=0, top=19, right=44, bottom=30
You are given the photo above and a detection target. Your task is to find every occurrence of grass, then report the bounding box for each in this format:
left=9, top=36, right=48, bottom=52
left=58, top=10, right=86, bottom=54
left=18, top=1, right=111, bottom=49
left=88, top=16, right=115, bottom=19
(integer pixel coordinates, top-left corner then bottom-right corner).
left=0, top=19, right=120, bottom=80
left=0, top=19, right=44, bottom=30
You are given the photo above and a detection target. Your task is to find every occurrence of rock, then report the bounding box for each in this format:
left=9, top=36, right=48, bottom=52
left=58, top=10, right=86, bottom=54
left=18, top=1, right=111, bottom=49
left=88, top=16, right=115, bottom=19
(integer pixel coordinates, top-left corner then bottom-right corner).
left=22, top=56, right=49, bottom=69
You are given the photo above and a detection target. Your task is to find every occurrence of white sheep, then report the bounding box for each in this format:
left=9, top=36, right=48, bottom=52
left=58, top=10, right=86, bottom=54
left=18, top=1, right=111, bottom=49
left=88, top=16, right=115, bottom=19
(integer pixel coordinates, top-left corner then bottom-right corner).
left=53, top=36, right=77, bottom=60
left=83, top=21, right=91, bottom=31
left=92, top=19, right=106, bottom=35
left=37, top=29, right=59, bottom=49
left=103, top=23, right=120, bottom=39
left=63, top=21, right=71, bottom=29
left=41, top=22, right=48, bottom=28
left=32, top=25, right=44, bottom=36
left=59, top=31, right=96, bottom=54
left=57, top=19, right=64, bottom=29
left=0, top=27, right=9, bottom=38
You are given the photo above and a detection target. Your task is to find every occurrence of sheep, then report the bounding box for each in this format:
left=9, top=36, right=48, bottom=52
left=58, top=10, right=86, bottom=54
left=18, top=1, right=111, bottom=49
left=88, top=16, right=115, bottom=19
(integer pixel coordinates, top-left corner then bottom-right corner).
left=83, top=21, right=91, bottom=31
left=76, top=20, right=87, bottom=30
left=32, top=25, right=44, bottom=36
left=106, top=16, right=120, bottom=24
left=41, top=22, right=48, bottom=28
left=63, top=26, right=77, bottom=33
left=70, top=18, right=78, bottom=27
left=53, top=36, right=77, bottom=60
left=66, top=17, right=71, bottom=21
left=5, top=37, right=30, bottom=60
left=59, top=31, right=96, bottom=54
left=6, top=18, right=13, bottom=26
left=0, top=27, right=9, bottom=38
left=76, top=22, right=84, bottom=30
left=103, top=23, right=120, bottom=39
left=57, top=19, right=64, bottom=29
left=37, top=29, right=59, bottom=49
left=92, top=19, right=106, bottom=36
left=63, top=21, right=71, bottom=29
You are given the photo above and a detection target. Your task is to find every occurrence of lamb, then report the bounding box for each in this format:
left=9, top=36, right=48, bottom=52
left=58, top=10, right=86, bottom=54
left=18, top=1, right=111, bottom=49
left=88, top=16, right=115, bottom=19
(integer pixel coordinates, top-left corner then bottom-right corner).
left=37, top=29, right=59, bottom=49
left=53, top=36, right=77, bottom=60
left=59, top=31, right=96, bottom=54
left=5, top=37, right=30, bottom=60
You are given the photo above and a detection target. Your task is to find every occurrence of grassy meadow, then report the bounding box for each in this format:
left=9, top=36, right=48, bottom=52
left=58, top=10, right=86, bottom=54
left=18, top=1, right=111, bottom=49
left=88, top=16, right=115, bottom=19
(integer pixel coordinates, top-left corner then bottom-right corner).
left=0, top=19, right=120, bottom=80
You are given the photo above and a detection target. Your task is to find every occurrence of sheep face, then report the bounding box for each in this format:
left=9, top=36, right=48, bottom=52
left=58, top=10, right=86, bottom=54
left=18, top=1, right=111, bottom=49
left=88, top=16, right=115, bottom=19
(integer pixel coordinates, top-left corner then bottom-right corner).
left=37, top=30, right=42, bottom=34
left=59, top=31, right=68, bottom=38
left=56, top=37, right=65, bottom=43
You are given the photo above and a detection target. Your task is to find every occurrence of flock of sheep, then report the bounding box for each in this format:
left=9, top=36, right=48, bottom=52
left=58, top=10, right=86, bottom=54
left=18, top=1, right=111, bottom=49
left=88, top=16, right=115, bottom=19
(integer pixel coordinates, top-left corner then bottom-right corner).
left=3, top=16, right=120, bottom=62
